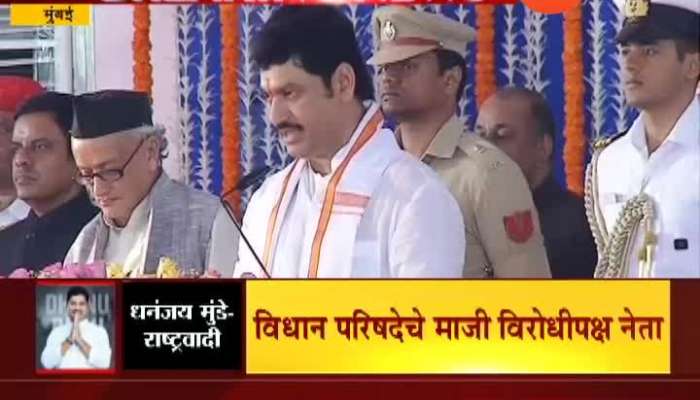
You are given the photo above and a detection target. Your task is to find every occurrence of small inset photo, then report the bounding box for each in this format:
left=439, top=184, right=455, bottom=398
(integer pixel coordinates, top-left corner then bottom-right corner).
left=36, top=282, right=116, bottom=374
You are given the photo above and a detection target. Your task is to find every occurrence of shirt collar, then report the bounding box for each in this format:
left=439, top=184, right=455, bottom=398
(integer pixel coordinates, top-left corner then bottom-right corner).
left=314, top=101, right=380, bottom=174
left=422, top=115, right=463, bottom=160
left=665, top=96, right=700, bottom=149
left=4, top=198, right=30, bottom=220
left=627, top=113, right=648, bottom=155
left=26, top=190, right=94, bottom=228
left=629, top=96, right=700, bottom=155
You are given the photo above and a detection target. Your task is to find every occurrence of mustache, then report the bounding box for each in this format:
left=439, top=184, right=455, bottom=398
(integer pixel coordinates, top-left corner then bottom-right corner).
left=13, top=166, right=36, bottom=175
left=274, top=123, right=303, bottom=132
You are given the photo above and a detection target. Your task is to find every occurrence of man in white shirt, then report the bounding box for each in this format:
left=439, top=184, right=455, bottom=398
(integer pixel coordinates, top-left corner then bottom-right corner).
left=40, top=286, right=111, bottom=369
left=587, top=0, right=700, bottom=277
left=0, top=76, right=43, bottom=230
left=234, top=7, right=465, bottom=278
left=65, top=90, right=239, bottom=276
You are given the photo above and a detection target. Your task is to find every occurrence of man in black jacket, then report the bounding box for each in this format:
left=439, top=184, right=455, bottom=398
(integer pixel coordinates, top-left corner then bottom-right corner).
left=476, top=88, right=597, bottom=278
left=0, top=92, right=97, bottom=274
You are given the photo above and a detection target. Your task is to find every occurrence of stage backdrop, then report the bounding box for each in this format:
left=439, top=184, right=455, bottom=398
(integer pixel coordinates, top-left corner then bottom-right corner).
left=163, top=2, right=637, bottom=212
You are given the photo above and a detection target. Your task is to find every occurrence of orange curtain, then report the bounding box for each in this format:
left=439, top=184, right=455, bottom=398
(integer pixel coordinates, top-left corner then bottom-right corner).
left=133, top=5, right=153, bottom=96
left=220, top=5, right=242, bottom=217
left=562, top=5, right=585, bottom=196
left=475, top=4, right=497, bottom=107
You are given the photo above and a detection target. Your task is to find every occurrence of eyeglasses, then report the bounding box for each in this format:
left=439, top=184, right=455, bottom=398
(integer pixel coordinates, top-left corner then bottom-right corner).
left=77, top=138, right=145, bottom=186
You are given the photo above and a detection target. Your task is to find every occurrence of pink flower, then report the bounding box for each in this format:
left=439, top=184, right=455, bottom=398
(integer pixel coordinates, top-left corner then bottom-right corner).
left=8, top=268, right=34, bottom=278
left=64, top=262, right=106, bottom=278
left=36, top=262, right=107, bottom=278
left=57, top=268, right=80, bottom=278
left=82, top=262, right=107, bottom=278
left=4, top=261, right=108, bottom=279
left=201, top=269, right=222, bottom=279
left=37, top=263, right=63, bottom=278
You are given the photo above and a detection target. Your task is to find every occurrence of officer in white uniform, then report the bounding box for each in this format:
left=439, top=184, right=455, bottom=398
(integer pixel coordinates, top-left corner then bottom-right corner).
left=586, top=0, right=700, bottom=278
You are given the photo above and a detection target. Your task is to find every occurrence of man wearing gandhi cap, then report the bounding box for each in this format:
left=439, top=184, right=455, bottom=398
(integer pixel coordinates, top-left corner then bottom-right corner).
left=0, top=76, right=43, bottom=229
left=65, top=90, right=239, bottom=276
left=369, top=7, right=550, bottom=278
left=586, top=0, right=699, bottom=278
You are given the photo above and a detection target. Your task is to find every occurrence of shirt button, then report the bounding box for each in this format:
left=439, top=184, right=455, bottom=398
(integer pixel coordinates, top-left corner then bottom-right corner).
left=674, top=239, right=689, bottom=251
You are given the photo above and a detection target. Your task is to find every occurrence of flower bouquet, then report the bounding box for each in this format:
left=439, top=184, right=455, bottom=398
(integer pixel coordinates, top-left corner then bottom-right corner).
left=4, top=258, right=222, bottom=279
left=7, top=262, right=107, bottom=278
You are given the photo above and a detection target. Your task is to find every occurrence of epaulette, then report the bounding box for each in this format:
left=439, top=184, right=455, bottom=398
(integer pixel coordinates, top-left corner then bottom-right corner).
left=592, top=131, right=626, bottom=151
left=457, top=134, right=512, bottom=173
left=457, top=133, right=492, bottom=156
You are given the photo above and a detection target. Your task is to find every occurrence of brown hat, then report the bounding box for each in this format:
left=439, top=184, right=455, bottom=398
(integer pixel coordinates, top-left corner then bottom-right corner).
left=367, top=6, right=475, bottom=66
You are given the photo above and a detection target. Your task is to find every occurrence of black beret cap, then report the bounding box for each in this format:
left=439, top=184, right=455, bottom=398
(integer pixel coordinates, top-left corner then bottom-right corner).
left=71, top=90, right=153, bottom=139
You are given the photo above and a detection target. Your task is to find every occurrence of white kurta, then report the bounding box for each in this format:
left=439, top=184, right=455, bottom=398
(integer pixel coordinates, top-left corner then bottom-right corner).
left=100, top=193, right=239, bottom=277
left=40, top=319, right=112, bottom=369
left=596, top=97, right=700, bottom=277
left=0, top=198, right=29, bottom=230
left=103, top=192, right=152, bottom=276
left=235, top=104, right=465, bottom=278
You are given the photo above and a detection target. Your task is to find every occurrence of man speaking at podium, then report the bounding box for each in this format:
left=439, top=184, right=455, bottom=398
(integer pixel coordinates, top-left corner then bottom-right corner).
left=234, top=7, right=465, bottom=278
left=64, top=91, right=239, bottom=276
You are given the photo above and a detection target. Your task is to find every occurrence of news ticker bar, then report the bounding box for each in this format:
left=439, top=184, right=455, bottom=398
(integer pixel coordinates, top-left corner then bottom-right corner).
left=247, top=280, right=670, bottom=374
left=1, top=279, right=699, bottom=378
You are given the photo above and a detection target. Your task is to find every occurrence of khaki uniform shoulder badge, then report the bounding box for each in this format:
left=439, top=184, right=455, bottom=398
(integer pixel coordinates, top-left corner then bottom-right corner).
left=458, top=134, right=492, bottom=156
left=488, top=160, right=504, bottom=172
left=458, top=134, right=508, bottom=172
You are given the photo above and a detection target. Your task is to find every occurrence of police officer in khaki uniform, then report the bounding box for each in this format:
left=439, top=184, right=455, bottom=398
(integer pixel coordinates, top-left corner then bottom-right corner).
left=368, top=6, right=550, bottom=278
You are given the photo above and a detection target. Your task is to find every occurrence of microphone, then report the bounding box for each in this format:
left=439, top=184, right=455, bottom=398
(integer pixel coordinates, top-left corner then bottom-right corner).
left=219, top=166, right=274, bottom=279
left=233, top=166, right=272, bottom=193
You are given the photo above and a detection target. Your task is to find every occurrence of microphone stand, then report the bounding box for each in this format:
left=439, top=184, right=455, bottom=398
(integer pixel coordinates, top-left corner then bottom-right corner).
left=219, top=166, right=274, bottom=278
